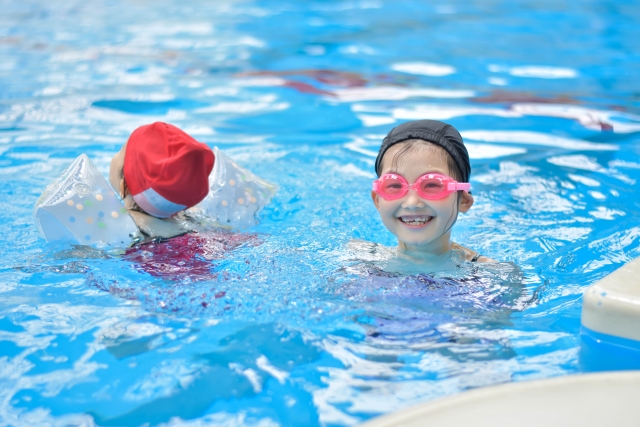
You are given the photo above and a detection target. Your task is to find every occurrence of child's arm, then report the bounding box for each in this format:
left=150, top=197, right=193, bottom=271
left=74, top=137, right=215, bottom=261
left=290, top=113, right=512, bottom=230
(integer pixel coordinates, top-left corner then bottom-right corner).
left=128, top=210, right=191, bottom=239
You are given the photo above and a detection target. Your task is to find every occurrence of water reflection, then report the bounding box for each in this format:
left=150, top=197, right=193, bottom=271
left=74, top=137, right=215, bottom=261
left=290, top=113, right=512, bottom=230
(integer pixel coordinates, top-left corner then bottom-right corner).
left=1, top=0, right=640, bottom=425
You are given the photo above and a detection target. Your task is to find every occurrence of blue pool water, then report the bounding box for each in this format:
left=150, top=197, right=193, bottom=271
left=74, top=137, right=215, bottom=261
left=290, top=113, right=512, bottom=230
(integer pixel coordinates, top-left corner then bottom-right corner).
left=1, top=0, right=640, bottom=425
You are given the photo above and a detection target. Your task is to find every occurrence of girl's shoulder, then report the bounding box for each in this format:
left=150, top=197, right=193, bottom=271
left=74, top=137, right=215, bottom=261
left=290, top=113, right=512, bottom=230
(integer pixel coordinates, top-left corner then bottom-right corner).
left=451, top=242, right=496, bottom=263
left=347, top=239, right=496, bottom=264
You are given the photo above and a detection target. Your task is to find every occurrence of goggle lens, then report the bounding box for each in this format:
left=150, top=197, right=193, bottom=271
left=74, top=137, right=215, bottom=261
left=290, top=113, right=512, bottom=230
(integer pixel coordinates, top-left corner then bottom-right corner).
left=417, top=177, right=445, bottom=196
left=379, top=177, right=406, bottom=197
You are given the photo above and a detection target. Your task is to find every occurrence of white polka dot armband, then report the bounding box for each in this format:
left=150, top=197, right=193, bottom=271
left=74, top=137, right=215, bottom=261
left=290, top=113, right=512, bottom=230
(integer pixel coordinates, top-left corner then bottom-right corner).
left=191, top=147, right=277, bottom=228
left=34, top=154, right=138, bottom=246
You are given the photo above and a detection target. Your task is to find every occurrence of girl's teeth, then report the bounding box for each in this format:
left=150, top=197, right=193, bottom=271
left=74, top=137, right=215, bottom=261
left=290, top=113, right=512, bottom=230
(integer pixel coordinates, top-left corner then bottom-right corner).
left=400, top=216, right=432, bottom=224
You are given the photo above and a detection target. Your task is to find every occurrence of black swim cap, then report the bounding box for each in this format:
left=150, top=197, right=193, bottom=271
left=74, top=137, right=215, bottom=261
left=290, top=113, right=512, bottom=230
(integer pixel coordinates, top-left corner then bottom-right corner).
left=375, top=120, right=471, bottom=183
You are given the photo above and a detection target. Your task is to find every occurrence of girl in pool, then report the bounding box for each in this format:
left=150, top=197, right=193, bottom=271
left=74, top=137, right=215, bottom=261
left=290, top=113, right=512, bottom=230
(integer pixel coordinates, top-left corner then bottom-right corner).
left=343, top=120, right=525, bottom=348
left=368, top=119, right=493, bottom=265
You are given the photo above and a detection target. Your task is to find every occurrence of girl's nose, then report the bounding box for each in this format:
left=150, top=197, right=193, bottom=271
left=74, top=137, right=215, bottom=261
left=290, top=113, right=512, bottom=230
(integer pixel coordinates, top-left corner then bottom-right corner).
left=401, top=189, right=426, bottom=209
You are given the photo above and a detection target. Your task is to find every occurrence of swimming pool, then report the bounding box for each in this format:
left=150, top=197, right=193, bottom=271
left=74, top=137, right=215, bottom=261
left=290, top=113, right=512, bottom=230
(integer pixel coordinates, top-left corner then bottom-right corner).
left=1, top=0, right=640, bottom=425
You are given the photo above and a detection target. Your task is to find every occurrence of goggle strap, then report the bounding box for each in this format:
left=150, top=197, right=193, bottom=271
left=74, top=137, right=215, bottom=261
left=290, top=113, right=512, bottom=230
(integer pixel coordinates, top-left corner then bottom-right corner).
left=447, top=182, right=471, bottom=191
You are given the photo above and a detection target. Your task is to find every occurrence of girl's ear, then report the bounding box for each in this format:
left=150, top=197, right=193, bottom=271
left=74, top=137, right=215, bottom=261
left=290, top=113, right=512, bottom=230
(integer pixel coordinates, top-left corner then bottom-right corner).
left=458, top=191, right=474, bottom=213
left=371, top=190, right=381, bottom=211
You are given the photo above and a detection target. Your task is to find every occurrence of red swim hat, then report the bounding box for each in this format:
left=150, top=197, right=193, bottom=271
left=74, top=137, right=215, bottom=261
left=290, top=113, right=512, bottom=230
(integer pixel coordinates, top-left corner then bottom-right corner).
left=124, top=122, right=214, bottom=218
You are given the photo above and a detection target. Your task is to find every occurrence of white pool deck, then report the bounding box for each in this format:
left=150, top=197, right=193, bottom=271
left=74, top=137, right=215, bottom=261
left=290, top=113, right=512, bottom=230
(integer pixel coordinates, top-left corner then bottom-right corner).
left=361, top=257, right=640, bottom=427
left=581, top=256, right=640, bottom=343
left=360, top=371, right=640, bottom=427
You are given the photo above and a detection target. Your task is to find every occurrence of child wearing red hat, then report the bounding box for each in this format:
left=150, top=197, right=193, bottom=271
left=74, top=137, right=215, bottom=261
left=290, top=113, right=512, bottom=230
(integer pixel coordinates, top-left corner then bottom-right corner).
left=35, top=120, right=275, bottom=252
left=109, top=122, right=215, bottom=240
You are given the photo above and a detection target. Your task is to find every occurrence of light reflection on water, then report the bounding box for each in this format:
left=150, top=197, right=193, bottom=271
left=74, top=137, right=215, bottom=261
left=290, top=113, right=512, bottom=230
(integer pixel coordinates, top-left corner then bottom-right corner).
left=0, top=0, right=639, bottom=425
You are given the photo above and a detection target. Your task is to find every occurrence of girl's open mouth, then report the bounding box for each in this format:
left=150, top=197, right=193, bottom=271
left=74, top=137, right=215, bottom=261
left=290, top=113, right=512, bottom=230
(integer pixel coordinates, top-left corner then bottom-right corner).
left=398, top=215, right=433, bottom=227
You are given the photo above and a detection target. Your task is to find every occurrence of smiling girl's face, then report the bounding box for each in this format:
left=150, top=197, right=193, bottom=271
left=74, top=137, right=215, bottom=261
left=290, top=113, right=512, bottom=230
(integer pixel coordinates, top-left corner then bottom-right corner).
left=371, top=140, right=474, bottom=256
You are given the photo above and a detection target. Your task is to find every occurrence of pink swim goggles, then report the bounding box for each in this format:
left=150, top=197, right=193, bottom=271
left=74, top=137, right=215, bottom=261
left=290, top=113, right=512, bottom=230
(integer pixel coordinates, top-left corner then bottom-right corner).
left=372, top=173, right=471, bottom=200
